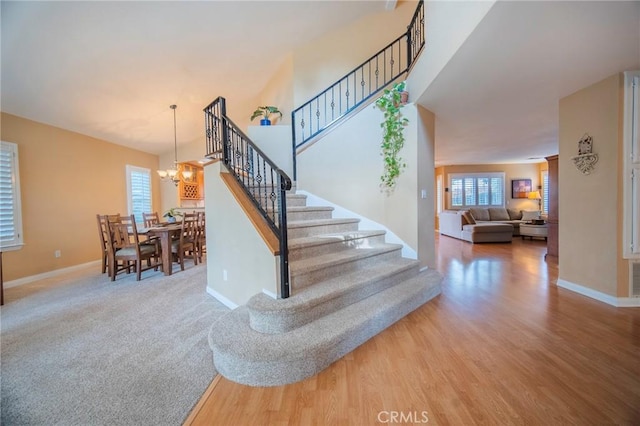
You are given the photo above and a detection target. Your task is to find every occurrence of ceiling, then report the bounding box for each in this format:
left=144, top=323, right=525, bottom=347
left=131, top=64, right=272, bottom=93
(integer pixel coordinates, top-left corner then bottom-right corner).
left=420, top=0, right=640, bottom=166
left=2, top=1, right=639, bottom=166
left=1, top=0, right=387, bottom=154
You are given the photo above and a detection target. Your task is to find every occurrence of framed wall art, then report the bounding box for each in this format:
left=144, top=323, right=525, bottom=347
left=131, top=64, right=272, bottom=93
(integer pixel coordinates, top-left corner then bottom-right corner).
left=511, top=179, right=532, bottom=199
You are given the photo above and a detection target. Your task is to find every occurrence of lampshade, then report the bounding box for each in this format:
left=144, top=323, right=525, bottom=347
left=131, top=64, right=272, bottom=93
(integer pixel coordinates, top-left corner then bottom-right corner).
left=528, top=190, right=541, bottom=200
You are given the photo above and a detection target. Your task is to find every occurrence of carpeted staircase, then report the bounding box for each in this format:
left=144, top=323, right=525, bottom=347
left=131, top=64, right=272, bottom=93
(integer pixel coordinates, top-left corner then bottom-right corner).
left=208, top=192, right=442, bottom=386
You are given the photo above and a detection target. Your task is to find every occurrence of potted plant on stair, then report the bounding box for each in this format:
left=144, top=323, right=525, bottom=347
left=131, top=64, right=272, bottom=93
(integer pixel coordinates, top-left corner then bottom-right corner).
left=250, top=106, right=283, bottom=126
left=375, top=81, right=409, bottom=191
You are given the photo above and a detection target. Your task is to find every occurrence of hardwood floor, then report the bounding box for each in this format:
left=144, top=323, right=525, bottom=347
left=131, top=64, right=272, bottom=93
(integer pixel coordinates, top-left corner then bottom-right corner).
left=185, top=235, right=640, bottom=426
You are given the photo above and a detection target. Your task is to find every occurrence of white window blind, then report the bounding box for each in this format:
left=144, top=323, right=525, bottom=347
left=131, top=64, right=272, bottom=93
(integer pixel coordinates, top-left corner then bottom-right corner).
left=0, top=141, right=24, bottom=251
left=541, top=171, right=549, bottom=215
left=126, top=165, right=152, bottom=224
left=449, top=173, right=505, bottom=208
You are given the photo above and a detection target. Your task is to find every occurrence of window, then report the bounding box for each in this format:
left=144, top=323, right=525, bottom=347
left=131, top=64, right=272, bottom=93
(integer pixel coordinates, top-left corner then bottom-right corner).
left=0, top=141, right=24, bottom=251
left=126, top=165, right=152, bottom=224
left=541, top=170, right=549, bottom=215
left=449, top=173, right=505, bottom=208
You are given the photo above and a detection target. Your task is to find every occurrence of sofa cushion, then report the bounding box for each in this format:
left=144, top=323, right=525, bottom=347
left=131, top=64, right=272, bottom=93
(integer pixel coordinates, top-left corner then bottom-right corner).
left=461, top=211, right=476, bottom=225
left=469, top=208, right=490, bottom=221
left=521, top=210, right=540, bottom=221
left=488, top=207, right=510, bottom=221
left=507, top=208, right=523, bottom=220
left=463, top=223, right=513, bottom=233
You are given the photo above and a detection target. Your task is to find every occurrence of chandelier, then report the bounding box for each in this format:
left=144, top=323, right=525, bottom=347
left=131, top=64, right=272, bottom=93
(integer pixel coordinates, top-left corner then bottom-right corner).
left=157, top=104, right=192, bottom=185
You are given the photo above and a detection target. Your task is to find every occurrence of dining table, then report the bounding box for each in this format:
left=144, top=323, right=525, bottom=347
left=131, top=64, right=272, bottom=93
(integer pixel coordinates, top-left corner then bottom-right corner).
left=140, top=223, right=183, bottom=276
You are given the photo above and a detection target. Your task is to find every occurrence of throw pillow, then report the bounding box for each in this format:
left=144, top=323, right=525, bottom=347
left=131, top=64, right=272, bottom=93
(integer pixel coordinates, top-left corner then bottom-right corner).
left=461, top=211, right=476, bottom=225
left=507, top=208, right=523, bottom=220
left=469, top=208, right=490, bottom=221
left=521, top=210, right=540, bottom=221
left=488, top=207, right=510, bottom=221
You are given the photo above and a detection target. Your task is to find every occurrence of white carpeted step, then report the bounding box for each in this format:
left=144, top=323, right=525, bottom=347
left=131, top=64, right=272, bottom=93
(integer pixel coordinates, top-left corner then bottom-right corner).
left=283, top=206, right=334, bottom=221
left=287, top=218, right=360, bottom=239
left=290, top=243, right=403, bottom=289
left=286, top=193, right=307, bottom=207
left=208, top=268, right=443, bottom=387
left=247, top=257, right=420, bottom=333
left=288, top=229, right=387, bottom=261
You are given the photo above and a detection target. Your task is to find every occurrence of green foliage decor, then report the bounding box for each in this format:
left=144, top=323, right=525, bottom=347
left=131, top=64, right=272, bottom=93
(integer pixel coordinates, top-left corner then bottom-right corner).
left=163, top=208, right=183, bottom=219
left=375, top=81, right=409, bottom=191
left=250, top=106, right=283, bottom=122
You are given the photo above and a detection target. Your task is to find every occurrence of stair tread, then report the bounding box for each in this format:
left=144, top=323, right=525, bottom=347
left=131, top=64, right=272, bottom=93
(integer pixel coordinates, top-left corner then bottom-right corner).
left=249, top=257, right=419, bottom=313
left=288, top=229, right=386, bottom=250
left=289, top=243, right=403, bottom=275
left=287, top=217, right=360, bottom=228
left=286, top=206, right=334, bottom=212
left=209, top=268, right=443, bottom=385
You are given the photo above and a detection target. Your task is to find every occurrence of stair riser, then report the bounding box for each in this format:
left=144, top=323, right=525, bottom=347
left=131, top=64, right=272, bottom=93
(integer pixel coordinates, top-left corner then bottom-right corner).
left=286, top=196, right=307, bottom=207
left=250, top=264, right=419, bottom=333
left=286, top=209, right=333, bottom=221
left=211, top=275, right=442, bottom=387
left=287, top=222, right=359, bottom=239
left=289, top=234, right=387, bottom=261
left=291, top=248, right=402, bottom=289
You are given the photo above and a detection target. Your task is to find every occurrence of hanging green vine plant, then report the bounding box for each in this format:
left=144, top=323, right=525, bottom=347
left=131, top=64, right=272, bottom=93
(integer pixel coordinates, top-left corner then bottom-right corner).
left=375, top=81, right=409, bottom=191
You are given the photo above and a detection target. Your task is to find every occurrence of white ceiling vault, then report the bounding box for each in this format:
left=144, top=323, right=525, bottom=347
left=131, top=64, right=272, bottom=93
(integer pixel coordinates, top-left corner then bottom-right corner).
left=2, top=1, right=640, bottom=166
left=1, top=0, right=387, bottom=155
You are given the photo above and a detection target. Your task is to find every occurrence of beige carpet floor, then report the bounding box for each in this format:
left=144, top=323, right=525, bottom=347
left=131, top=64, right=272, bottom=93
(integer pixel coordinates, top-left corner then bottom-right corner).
left=1, top=262, right=229, bottom=426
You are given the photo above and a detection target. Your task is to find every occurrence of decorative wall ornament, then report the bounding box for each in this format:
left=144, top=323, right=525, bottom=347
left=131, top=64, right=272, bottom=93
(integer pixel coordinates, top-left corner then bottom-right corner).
left=571, top=133, right=598, bottom=175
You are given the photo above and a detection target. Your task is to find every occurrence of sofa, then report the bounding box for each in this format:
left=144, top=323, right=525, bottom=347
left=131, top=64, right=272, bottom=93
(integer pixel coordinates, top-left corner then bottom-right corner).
left=439, top=207, right=540, bottom=243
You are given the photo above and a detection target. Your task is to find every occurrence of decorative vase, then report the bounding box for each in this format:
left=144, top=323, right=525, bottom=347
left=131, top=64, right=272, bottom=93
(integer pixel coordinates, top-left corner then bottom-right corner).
left=260, top=119, right=271, bottom=126
left=167, top=217, right=176, bottom=223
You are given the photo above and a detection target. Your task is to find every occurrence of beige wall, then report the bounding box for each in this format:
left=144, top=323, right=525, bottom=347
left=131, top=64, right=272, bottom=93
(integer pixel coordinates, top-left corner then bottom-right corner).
left=558, top=73, right=627, bottom=297
left=437, top=162, right=544, bottom=213
left=1, top=112, right=160, bottom=281
left=292, top=1, right=415, bottom=106
left=257, top=54, right=295, bottom=126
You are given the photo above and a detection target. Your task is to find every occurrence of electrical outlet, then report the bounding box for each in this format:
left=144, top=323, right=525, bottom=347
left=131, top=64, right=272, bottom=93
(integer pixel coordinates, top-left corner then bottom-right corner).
left=54, top=250, right=61, bottom=258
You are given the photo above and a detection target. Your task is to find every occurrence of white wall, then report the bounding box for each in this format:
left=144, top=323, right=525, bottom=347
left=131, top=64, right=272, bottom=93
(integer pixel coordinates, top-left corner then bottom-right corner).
left=296, top=101, right=436, bottom=268
left=410, top=1, right=495, bottom=103
left=205, top=161, right=278, bottom=307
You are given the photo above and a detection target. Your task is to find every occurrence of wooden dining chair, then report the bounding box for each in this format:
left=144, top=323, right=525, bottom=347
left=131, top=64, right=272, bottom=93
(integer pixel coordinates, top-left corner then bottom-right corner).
left=107, top=214, right=163, bottom=281
left=171, top=213, right=198, bottom=270
left=143, top=212, right=160, bottom=228
left=195, top=211, right=206, bottom=263
left=96, top=213, right=121, bottom=274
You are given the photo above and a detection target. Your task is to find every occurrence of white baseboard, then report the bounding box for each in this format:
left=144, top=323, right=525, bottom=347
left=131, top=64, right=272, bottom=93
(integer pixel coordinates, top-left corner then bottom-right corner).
left=556, top=279, right=640, bottom=307
left=206, top=286, right=238, bottom=310
left=4, top=260, right=101, bottom=288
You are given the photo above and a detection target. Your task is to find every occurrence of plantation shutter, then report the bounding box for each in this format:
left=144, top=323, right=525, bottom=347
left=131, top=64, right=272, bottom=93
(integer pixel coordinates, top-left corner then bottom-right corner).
left=542, top=171, right=549, bottom=215
left=0, top=142, right=24, bottom=251
left=126, top=166, right=152, bottom=224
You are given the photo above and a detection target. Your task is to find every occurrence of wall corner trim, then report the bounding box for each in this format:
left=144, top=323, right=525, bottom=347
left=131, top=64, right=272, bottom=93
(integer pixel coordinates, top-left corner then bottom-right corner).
left=556, top=279, right=640, bottom=307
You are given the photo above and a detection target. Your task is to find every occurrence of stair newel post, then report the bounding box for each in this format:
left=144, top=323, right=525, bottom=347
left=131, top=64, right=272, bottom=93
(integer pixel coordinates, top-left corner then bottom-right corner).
left=406, top=27, right=412, bottom=71
left=278, top=174, right=291, bottom=299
